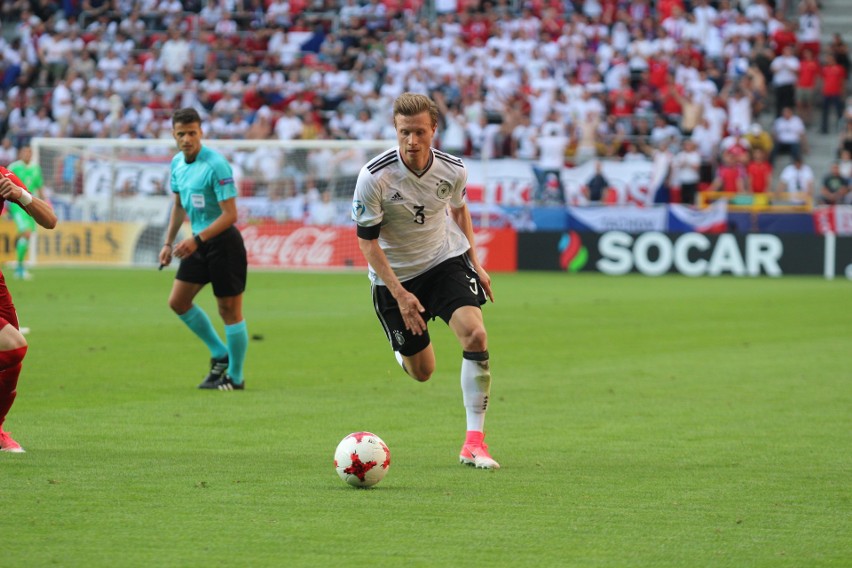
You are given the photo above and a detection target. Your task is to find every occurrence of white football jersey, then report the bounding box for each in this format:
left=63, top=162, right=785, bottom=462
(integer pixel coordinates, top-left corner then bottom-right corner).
left=352, top=147, right=470, bottom=284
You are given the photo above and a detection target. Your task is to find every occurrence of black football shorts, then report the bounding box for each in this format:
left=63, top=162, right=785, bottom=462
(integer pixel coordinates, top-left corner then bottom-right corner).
left=372, top=254, right=486, bottom=356
left=177, top=225, right=247, bottom=297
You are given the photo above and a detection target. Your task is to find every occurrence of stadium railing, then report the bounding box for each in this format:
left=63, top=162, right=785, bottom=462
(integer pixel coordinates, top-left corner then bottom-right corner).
left=698, top=191, right=814, bottom=213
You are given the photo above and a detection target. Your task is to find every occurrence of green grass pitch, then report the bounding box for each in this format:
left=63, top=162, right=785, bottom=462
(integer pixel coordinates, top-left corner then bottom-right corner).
left=1, top=268, right=849, bottom=567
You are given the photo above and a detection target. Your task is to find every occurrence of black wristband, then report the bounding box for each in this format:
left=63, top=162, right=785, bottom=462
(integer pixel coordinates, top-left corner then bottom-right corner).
left=194, top=234, right=203, bottom=246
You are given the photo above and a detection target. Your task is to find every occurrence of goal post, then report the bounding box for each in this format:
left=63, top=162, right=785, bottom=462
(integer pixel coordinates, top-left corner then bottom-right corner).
left=28, top=137, right=396, bottom=269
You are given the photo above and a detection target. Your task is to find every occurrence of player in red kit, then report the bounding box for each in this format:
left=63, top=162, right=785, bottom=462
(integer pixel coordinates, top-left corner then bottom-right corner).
left=0, top=166, right=57, bottom=452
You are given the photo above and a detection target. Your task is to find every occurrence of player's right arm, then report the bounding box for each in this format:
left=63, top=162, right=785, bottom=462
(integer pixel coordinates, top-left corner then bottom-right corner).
left=353, top=166, right=426, bottom=335
left=357, top=235, right=426, bottom=335
left=160, top=192, right=187, bottom=267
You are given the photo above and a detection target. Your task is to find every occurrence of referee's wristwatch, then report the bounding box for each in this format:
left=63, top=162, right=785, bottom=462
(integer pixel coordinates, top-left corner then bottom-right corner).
left=194, top=234, right=204, bottom=246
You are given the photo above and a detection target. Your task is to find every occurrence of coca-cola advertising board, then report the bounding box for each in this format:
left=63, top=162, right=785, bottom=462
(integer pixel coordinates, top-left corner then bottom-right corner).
left=239, top=223, right=517, bottom=271
left=240, top=223, right=366, bottom=269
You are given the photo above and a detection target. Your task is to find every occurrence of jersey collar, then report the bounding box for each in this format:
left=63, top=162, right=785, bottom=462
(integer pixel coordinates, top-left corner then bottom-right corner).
left=399, top=147, right=434, bottom=178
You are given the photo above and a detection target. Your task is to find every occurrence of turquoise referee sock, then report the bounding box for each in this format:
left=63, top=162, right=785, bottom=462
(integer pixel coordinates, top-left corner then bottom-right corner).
left=225, top=320, right=248, bottom=384
left=178, top=305, right=227, bottom=360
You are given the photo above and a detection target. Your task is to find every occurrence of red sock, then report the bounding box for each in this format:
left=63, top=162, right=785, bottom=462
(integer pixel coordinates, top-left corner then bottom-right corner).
left=0, top=363, right=22, bottom=428
left=0, top=345, right=26, bottom=371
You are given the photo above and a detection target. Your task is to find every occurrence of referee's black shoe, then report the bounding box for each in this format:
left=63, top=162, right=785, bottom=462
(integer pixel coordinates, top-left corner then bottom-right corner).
left=198, top=355, right=229, bottom=389
left=200, top=373, right=245, bottom=391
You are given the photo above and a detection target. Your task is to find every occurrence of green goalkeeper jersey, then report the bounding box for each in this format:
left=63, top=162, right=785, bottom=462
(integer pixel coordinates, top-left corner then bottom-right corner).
left=8, top=160, right=43, bottom=197
left=7, top=160, right=43, bottom=227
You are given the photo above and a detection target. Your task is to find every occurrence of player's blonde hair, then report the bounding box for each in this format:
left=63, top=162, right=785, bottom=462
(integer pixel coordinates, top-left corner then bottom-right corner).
left=393, top=93, right=439, bottom=127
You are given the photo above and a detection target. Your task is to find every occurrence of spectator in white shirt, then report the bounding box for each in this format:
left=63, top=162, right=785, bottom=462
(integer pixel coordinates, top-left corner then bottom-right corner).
left=307, top=191, right=339, bottom=225
left=38, top=29, right=72, bottom=83
left=198, top=68, right=224, bottom=109
left=770, top=45, right=800, bottom=116
left=672, top=139, right=702, bottom=205
left=213, top=11, right=238, bottom=38
left=0, top=137, right=16, bottom=164
left=159, top=28, right=190, bottom=77
left=198, top=0, right=223, bottom=28
left=87, top=67, right=111, bottom=94
left=798, top=2, right=821, bottom=55
left=123, top=96, right=154, bottom=136
left=119, top=10, right=146, bottom=44
left=533, top=124, right=568, bottom=203
left=690, top=117, right=721, bottom=184
left=223, top=72, right=246, bottom=98
left=775, top=158, right=814, bottom=205
left=111, top=67, right=139, bottom=104
left=349, top=71, right=377, bottom=99
left=649, top=115, right=681, bottom=150
left=24, top=107, right=53, bottom=138
left=725, top=85, right=753, bottom=136
left=266, top=0, right=292, bottom=27
left=96, top=48, right=124, bottom=80
left=51, top=74, right=74, bottom=130
left=770, top=106, right=806, bottom=165
left=511, top=114, right=537, bottom=160
left=211, top=91, right=241, bottom=120
left=274, top=106, right=304, bottom=140
left=348, top=110, right=381, bottom=141
left=157, top=0, right=184, bottom=29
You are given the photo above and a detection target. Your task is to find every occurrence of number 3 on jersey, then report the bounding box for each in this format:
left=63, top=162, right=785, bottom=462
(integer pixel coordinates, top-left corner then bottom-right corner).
left=413, top=205, right=425, bottom=224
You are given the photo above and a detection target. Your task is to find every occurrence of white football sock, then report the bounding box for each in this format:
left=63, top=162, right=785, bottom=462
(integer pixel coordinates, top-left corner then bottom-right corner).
left=461, top=351, right=491, bottom=433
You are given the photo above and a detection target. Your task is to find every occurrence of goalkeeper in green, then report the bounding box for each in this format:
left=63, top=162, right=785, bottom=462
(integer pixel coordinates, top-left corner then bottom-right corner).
left=7, top=147, right=43, bottom=280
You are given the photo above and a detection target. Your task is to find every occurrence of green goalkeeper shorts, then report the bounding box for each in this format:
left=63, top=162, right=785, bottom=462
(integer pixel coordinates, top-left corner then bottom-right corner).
left=8, top=203, right=37, bottom=233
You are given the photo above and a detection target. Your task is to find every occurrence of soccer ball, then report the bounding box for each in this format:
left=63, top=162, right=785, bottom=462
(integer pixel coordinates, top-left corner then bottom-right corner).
left=334, top=431, right=391, bottom=488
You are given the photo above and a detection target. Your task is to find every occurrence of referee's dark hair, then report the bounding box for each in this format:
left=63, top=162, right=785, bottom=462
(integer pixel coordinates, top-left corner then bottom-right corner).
left=172, top=107, right=202, bottom=127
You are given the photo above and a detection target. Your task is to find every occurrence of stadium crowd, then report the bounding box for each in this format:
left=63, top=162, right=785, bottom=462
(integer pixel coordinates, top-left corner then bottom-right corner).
left=0, top=0, right=850, bottom=205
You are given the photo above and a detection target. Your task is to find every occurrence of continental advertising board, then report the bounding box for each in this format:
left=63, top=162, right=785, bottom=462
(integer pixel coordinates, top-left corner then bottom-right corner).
left=0, top=221, right=154, bottom=265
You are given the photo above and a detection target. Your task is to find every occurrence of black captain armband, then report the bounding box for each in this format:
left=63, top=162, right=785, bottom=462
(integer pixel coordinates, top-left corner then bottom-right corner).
left=357, top=224, right=381, bottom=240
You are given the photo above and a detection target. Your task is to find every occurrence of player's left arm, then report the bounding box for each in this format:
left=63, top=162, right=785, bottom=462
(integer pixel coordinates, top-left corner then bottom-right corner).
left=175, top=197, right=237, bottom=259
left=201, top=159, right=238, bottom=242
left=450, top=202, right=494, bottom=303
left=199, top=196, right=238, bottom=242
left=0, top=173, right=57, bottom=230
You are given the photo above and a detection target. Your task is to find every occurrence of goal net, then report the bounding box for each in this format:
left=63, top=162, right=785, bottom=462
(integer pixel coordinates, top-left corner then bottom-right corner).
left=28, top=137, right=395, bottom=269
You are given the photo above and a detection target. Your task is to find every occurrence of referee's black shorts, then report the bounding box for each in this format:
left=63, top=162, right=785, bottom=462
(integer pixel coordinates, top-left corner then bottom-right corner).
left=372, top=254, right=486, bottom=356
left=176, top=225, right=247, bottom=297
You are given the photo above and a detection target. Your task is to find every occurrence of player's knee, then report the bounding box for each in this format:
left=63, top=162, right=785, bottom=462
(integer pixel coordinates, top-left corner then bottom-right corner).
left=168, top=298, right=190, bottom=314
left=217, top=300, right=241, bottom=324
left=408, top=361, right=434, bottom=382
left=4, top=333, right=27, bottom=353
left=218, top=305, right=237, bottom=323
left=0, top=321, right=27, bottom=352
left=411, top=368, right=433, bottom=382
left=461, top=325, right=488, bottom=353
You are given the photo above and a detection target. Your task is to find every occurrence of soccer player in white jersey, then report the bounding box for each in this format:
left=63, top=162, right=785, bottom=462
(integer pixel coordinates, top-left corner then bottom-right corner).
left=352, top=92, right=499, bottom=469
